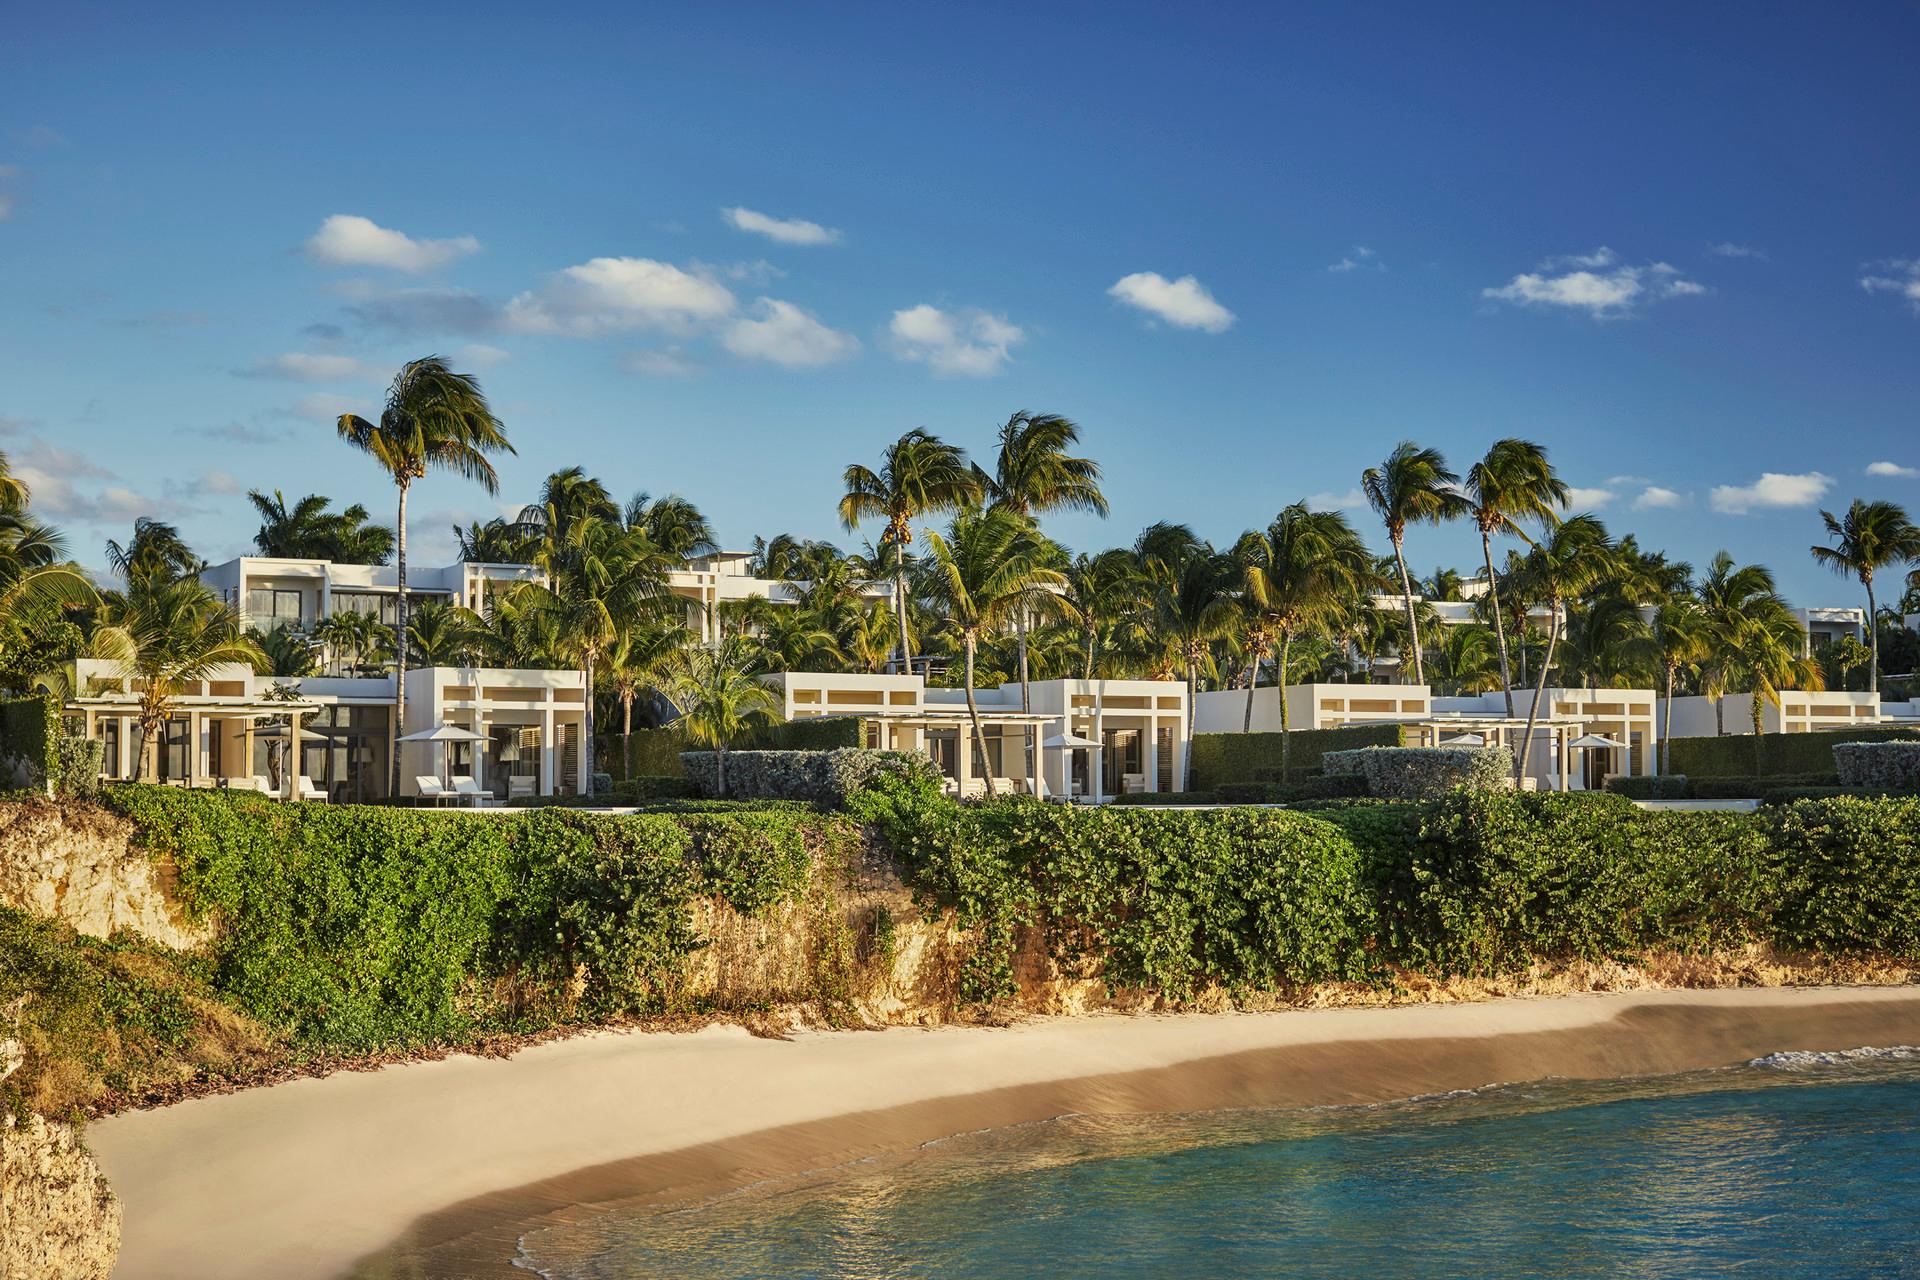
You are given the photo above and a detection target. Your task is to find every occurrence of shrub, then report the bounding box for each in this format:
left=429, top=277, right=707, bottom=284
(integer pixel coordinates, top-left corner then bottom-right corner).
left=1762, top=785, right=1891, bottom=806
left=598, top=726, right=691, bottom=781
left=1689, top=773, right=1837, bottom=800
left=1322, top=746, right=1513, bottom=800
left=611, top=775, right=696, bottom=803
left=1767, top=797, right=1920, bottom=954
left=1109, top=790, right=1217, bottom=805
left=680, top=748, right=941, bottom=806
left=1215, top=782, right=1287, bottom=804
left=1668, top=727, right=1920, bottom=779
left=1833, top=742, right=1920, bottom=791
left=1605, top=774, right=1689, bottom=801
left=53, top=734, right=105, bottom=798
left=1189, top=723, right=1404, bottom=790
left=762, top=716, right=868, bottom=751
left=0, top=692, right=59, bottom=793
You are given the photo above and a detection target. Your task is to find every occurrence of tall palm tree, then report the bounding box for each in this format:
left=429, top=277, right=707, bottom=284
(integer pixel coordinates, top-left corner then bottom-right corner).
left=455, top=516, right=539, bottom=565
left=1651, top=593, right=1710, bottom=773
left=1510, top=514, right=1614, bottom=783
left=600, top=619, right=692, bottom=735
left=666, top=636, right=780, bottom=799
left=531, top=515, right=668, bottom=791
left=1361, top=442, right=1469, bottom=687
left=1464, top=439, right=1568, bottom=714
left=1237, top=503, right=1373, bottom=763
left=0, top=450, right=30, bottom=514
left=338, top=355, right=514, bottom=795
left=247, top=490, right=392, bottom=564
left=1810, top=499, right=1920, bottom=694
left=1062, top=549, right=1145, bottom=681
left=1152, top=544, right=1239, bottom=788
left=0, top=515, right=95, bottom=674
left=838, top=430, right=982, bottom=675
left=406, top=599, right=484, bottom=667
left=624, top=491, right=718, bottom=559
left=977, top=411, right=1108, bottom=710
left=103, top=575, right=261, bottom=781
left=1696, top=551, right=1785, bottom=735
left=106, top=518, right=203, bottom=584
left=918, top=507, right=1065, bottom=798
left=1725, top=607, right=1824, bottom=768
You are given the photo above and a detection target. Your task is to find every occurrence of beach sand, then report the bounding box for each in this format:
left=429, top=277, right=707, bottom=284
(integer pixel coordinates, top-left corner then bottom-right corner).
left=86, top=985, right=1920, bottom=1280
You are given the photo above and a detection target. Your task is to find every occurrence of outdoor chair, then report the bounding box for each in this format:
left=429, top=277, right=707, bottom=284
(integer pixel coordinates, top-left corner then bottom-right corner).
left=415, top=776, right=452, bottom=806
left=450, top=776, right=495, bottom=808
left=508, top=776, right=535, bottom=801
left=249, top=775, right=280, bottom=799
left=295, top=776, right=329, bottom=803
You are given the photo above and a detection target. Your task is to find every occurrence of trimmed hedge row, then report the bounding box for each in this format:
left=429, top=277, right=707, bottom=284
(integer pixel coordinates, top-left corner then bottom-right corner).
left=598, top=716, right=872, bottom=782
left=1667, top=726, right=1920, bottom=779
left=1604, top=774, right=1690, bottom=801
left=1323, top=746, right=1512, bottom=799
left=1189, top=723, right=1404, bottom=790
left=1835, top=742, right=1920, bottom=791
left=680, top=748, right=941, bottom=806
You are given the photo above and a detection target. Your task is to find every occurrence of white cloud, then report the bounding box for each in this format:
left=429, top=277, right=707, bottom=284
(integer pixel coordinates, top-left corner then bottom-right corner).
left=1708, top=242, right=1767, bottom=260
left=11, top=438, right=179, bottom=524
left=1327, top=246, right=1383, bottom=273
left=504, top=257, right=736, bottom=337
left=888, top=304, right=1024, bottom=377
left=0, top=195, right=13, bottom=221
left=1108, top=272, right=1235, bottom=332
left=288, top=392, right=354, bottom=421
left=1861, top=259, right=1920, bottom=310
left=1709, top=471, right=1833, bottom=515
left=1563, top=486, right=1617, bottom=510
left=343, top=285, right=501, bottom=335
left=620, top=347, right=699, bottom=377
left=721, top=298, right=859, bottom=368
left=1305, top=488, right=1368, bottom=512
left=236, top=352, right=369, bottom=383
left=721, top=206, right=841, bottom=246
left=1632, top=486, right=1687, bottom=510
left=1867, top=460, right=1920, bottom=479
left=305, top=214, right=480, bottom=273
left=454, top=343, right=510, bottom=369
left=1483, top=251, right=1705, bottom=316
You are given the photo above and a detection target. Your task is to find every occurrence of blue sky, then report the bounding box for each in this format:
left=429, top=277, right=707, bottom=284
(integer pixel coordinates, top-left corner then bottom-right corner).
left=3, top=2, right=1918, bottom=602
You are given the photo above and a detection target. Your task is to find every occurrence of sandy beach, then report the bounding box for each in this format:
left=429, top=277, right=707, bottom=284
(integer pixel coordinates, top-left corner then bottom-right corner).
left=87, top=985, right=1920, bottom=1280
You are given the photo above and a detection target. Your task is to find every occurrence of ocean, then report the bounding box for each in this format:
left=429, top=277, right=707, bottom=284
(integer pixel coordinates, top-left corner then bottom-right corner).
left=515, top=1047, right=1920, bottom=1278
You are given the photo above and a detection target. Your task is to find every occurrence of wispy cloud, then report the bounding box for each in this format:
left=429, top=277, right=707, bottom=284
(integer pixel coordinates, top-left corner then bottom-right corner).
left=11, top=436, right=190, bottom=524
left=343, top=285, right=502, bottom=335
left=504, top=258, right=736, bottom=337
left=305, top=214, right=480, bottom=273
left=187, top=421, right=292, bottom=446
left=454, top=343, right=510, bottom=370
left=1563, top=486, right=1617, bottom=510
left=889, top=304, right=1024, bottom=376
left=1709, top=471, right=1832, bottom=515
left=1708, top=242, right=1767, bottom=260
left=1867, top=460, right=1920, bottom=479
left=721, top=299, right=859, bottom=368
left=620, top=347, right=699, bottom=377
left=1108, top=272, right=1235, bottom=332
left=1305, top=488, right=1368, bottom=512
left=1860, top=259, right=1920, bottom=311
left=1632, top=486, right=1687, bottom=510
left=721, top=206, right=841, bottom=246
left=1327, top=246, right=1384, bottom=273
left=234, top=352, right=371, bottom=383
left=1483, top=249, right=1706, bottom=316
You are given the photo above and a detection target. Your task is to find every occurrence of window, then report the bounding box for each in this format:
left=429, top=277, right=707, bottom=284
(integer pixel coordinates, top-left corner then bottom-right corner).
left=245, top=587, right=305, bottom=631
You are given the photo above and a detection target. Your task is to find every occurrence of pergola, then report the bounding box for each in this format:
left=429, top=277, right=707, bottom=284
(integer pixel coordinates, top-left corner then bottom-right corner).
left=868, top=708, right=1058, bottom=798
left=71, top=694, right=325, bottom=799
left=1368, top=715, right=1609, bottom=792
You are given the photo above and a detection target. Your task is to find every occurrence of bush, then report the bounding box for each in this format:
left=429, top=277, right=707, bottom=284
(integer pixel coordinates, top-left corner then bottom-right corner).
left=1762, top=785, right=1891, bottom=806
left=1768, top=797, right=1920, bottom=954
left=1215, top=782, right=1287, bottom=804
left=1605, top=774, right=1689, bottom=801
left=1668, top=727, right=1920, bottom=779
left=610, top=775, right=696, bottom=803
left=0, top=692, right=59, bottom=793
left=1322, top=746, right=1513, bottom=800
left=1833, top=742, right=1920, bottom=791
left=1689, top=773, right=1837, bottom=800
left=598, top=725, right=691, bottom=781
left=53, top=734, right=105, bottom=798
left=762, top=716, right=868, bottom=751
left=1189, top=723, right=1404, bottom=790
left=1109, top=791, right=1217, bottom=805
left=680, top=748, right=941, bottom=806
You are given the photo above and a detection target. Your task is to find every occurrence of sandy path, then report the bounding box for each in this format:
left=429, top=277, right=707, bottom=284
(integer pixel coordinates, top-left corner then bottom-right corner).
left=87, top=985, right=1920, bottom=1280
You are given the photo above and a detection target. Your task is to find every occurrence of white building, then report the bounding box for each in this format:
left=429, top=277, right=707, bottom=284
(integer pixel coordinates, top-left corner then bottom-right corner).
left=1793, top=606, right=1867, bottom=656
left=1660, top=690, right=1882, bottom=737
left=769, top=671, right=1189, bottom=801
left=203, top=555, right=543, bottom=633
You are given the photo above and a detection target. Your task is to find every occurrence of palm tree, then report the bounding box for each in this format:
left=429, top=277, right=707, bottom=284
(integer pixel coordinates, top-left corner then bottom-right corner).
left=1464, top=439, right=1568, bottom=714
left=977, top=411, right=1107, bottom=710
left=252, top=625, right=319, bottom=678
left=338, top=355, right=514, bottom=795
left=838, top=430, right=982, bottom=675
left=1361, top=442, right=1469, bottom=686
left=1651, top=593, right=1710, bottom=773
left=531, top=514, right=668, bottom=791
left=1429, top=624, right=1505, bottom=695
left=1725, top=608, right=1824, bottom=768
left=1810, top=499, right=1920, bottom=695
left=1062, top=549, right=1144, bottom=681
left=106, top=518, right=203, bottom=584
left=104, top=575, right=261, bottom=781
left=600, top=620, right=692, bottom=735
left=455, top=517, right=539, bottom=565
left=1556, top=593, right=1656, bottom=689
left=1152, top=544, right=1239, bottom=788
left=1510, top=515, right=1614, bottom=783
left=406, top=599, right=484, bottom=667
left=1696, top=551, right=1785, bottom=735
left=918, top=507, right=1065, bottom=798
left=0, top=450, right=30, bottom=514
left=0, top=515, right=96, bottom=675
left=624, top=492, right=717, bottom=559
left=1237, top=503, right=1373, bottom=763
left=666, top=636, right=779, bottom=799
left=248, top=490, right=394, bottom=564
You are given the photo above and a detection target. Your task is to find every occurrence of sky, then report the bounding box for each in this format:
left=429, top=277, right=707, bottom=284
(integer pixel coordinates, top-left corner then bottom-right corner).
left=2, top=2, right=1918, bottom=604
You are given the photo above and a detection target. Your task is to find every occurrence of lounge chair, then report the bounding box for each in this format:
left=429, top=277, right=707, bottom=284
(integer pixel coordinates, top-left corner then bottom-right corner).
left=415, top=775, right=452, bottom=807
left=249, top=775, right=281, bottom=799
left=451, top=776, right=495, bottom=808
left=295, top=776, right=329, bottom=803
left=508, top=775, right=535, bottom=801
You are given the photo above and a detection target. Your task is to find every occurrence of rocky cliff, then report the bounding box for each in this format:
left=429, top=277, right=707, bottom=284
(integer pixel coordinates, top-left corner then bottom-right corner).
left=1, top=1030, right=120, bottom=1280
left=0, top=797, right=209, bottom=950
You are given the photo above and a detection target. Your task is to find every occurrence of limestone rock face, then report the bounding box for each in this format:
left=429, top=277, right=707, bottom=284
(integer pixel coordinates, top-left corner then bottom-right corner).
left=0, top=799, right=210, bottom=950
left=1, top=1035, right=120, bottom=1280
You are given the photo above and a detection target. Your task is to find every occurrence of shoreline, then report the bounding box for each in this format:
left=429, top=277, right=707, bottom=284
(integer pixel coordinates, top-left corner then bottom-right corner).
left=87, top=985, right=1920, bottom=1280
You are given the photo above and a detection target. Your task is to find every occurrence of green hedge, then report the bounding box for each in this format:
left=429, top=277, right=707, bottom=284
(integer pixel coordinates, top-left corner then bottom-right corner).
left=1605, top=775, right=1689, bottom=800
left=599, top=726, right=691, bottom=781
left=1190, top=723, right=1405, bottom=791
left=0, top=692, right=59, bottom=792
left=1322, top=745, right=1512, bottom=799
left=1667, top=727, right=1920, bottom=779
left=762, top=716, right=868, bottom=750
left=598, top=716, right=871, bottom=782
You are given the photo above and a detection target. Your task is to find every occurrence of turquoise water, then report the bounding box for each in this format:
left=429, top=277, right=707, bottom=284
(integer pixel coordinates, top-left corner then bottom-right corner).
left=516, top=1049, right=1920, bottom=1278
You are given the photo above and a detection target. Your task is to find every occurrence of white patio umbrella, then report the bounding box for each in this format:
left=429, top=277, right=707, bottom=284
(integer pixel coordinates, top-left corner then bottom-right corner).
left=1042, top=732, right=1103, bottom=749
left=396, top=723, right=489, bottom=788
left=1440, top=733, right=1486, bottom=746
left=1569, top=734, right=1625, bottom=749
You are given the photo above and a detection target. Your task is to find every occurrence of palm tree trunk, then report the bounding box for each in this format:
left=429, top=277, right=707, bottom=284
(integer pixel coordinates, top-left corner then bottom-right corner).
left=1278, top=631, right=1294, bottom=776
left=581, top=648, right=594, bottom=796
left=1716, top=694, right=1726, bottom=736
left=1752, top=690, right=1765, bottom=772
left=1242, top=643, right=1260, bottom=733
left=717, top=741, right=728, bottom=799
left=390, top=479, right=410, bottom=800
left=964, top=634, right=994, bottom=798
left=893, top=567, right=913, bottom=675
left=1017, top=606, right=1031, bottom=711
left=1083, top=624, right=1096, bottom=682
left=1865, top=577, right=1879, bottom=695
left=1392, top=535, right=1423, bottom=685
left=1515, top=603, right=1561, bottom=785
left=1661, top=663, right=1676, bottom=775
left=622, top=693, right=634, bottom=736
left=1186, top=644, right=1200, bottom=792
left=1482, top=530, right=1515, bottom=717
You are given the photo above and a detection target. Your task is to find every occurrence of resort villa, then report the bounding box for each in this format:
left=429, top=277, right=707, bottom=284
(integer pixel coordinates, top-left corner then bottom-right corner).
left=1195, top=683, right=1660, bottom=792
left=768, top=671, right=1190, bottom=801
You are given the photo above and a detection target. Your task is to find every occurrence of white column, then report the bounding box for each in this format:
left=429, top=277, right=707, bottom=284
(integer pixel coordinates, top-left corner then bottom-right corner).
left=288, top=711, right=304, bottom=800
left=1092, top=690, right=1105, bottom=804
left=1144, top=719, right=1158, bottom=794
left=540, top=706, right=555, bottom=796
